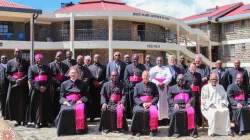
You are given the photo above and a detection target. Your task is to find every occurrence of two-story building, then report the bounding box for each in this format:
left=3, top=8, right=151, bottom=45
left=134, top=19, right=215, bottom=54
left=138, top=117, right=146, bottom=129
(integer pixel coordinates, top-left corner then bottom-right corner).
left=0, top=0, right=213, bottom=67
left=183, top=2, right=250, bottom=68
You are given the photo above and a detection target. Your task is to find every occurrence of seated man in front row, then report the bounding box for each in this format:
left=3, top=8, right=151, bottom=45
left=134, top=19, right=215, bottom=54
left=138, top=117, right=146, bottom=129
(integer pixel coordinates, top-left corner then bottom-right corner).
left=130, top=70, right=159, bottom=137
left=227, top=73, right=250, bottom=136
left=99, top=71, right=128, bottom=134
left=55, top=67, right=88, bottom=136
left=201, top=73, right=234, bottom=137
left=167, top=74, right=198, bottom=138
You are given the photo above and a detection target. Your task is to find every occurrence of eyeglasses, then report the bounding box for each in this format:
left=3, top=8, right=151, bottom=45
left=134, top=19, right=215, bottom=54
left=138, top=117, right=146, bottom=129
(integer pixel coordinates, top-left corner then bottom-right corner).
left=86, top=60, right=90, bottom=61
left=1, top=57, right=7, bottom=59
left=115, top=55, right=120, bottom=56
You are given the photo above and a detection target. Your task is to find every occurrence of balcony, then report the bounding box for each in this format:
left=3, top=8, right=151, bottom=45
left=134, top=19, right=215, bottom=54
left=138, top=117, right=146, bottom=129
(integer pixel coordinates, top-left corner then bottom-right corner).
left=0, top=28, right=171, bottom=43
left=38, top=28, right=167, bottom=42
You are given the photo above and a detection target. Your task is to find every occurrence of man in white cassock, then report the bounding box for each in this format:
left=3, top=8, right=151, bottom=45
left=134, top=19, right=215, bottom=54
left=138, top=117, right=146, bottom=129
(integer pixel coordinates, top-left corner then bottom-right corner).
left=201, top=73, right=234, bottom=137
left=149, top=57, right=172, bottom=123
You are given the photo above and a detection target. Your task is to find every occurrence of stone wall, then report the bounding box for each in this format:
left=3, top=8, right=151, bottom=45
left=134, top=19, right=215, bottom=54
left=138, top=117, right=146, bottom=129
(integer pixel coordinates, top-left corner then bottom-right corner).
left=222, top=19, right=250, bottom=41
left=145, top=23, right=165, bottom=42
left=113, top=20, right=132, bottom=41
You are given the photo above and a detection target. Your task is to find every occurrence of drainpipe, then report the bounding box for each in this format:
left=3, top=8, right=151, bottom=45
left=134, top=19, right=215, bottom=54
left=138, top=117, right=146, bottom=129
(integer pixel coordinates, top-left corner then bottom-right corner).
left=30, top=14, right=39, bottom=65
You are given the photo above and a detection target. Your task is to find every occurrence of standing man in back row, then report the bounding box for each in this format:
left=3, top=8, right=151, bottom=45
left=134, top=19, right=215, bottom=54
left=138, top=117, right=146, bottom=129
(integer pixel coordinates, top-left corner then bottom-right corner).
left=225, top=59, right=249, bottom=90
left=0, top=55, right=8, bottom=120
left=194, top=55, right=210, bottom=86
left=144, top=55, right=154, bottom=71
left=210, top=60, right=227, bottom=90
left=168, top=55, right=181, bottom=87
left=176, top=55, right=188, bottom=74
left=106, top=52, right=126, bottom=82
left=62, top=50, right=76, bottom=68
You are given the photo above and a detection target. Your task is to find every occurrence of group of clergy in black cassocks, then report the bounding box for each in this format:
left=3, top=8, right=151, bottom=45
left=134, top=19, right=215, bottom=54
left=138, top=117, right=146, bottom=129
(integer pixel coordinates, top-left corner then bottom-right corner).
left=0, top=48, right=250, bottom=137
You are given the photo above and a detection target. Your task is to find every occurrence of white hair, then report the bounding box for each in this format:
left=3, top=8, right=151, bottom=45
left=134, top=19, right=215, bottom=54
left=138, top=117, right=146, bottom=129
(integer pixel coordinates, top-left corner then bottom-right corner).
left=84, top=55, right=91, bottom=60
left=168, top=55, right=176, bottom=59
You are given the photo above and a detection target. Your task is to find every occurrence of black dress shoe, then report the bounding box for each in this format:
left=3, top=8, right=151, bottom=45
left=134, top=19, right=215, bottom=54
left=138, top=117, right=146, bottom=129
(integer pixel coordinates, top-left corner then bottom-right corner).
left=238, top=131, right=243, bottom=136
left=90, top=118, right=95, bottom=122
left=35, top=124, right=40, bottom=129
left=14, top=121, right=21, bottom=127
left=23, top=122, right=27, bottom=126
left=173, top=134, right=180, bottom=138
left=193, top=135, right=198, bottom=138
left=136, top=133, right=141, bottom=137
left=210, top=133, right=215, bottom=137
left=102, top=130, right=109, bottom=134
left=228, top=132, right=234, bottom=137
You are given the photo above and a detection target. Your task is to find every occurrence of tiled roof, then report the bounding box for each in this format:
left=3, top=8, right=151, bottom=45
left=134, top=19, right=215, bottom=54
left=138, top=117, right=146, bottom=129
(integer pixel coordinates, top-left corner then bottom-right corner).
left=56, top=0, right=148, bottom=13
left=182, top=2, right=242, bottom=21
left=0, top=0, right=32, bottom=9
left=224, top=4, right=250, bottom=17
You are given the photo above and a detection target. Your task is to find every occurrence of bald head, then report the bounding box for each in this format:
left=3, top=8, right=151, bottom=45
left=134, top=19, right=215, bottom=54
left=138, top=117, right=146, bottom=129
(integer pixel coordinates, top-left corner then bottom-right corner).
left=234, top=59, right=241, bottom=69
left=179, top=55, right=185, bottom=64
left=142, top=70, right=150, bottom=83
left=145, top=55, right=151, bottom=64
left=55, top=51, right=63, bottom=62
left=114, top=52, right=121, bottom=61
left=156, top=57, right=163, bottom=66
left=76, top=55, right=84, bottom=65
left=215, top=60, right=222, bottom=69
left=110, top=71, right=118, bottom=82
left=94, top=54, right=100, bottom=64
left=14, top=48, right=22, bottom=58
left=236, top=73, right=243, bottom=85
left=210, top=73, right=218, bottom=86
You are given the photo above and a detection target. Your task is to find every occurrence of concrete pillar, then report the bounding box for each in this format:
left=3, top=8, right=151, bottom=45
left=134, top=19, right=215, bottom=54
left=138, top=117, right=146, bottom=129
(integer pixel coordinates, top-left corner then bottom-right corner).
left=70, top=13, right=75, bottom=59
left=30, top=16, right=34, bottom=65
left=176, top=50, right=180, bottom=61
left=208, top=41, right=212, bottom=61
left=176, top=24, right=180, bottom=44
left=108, top=16, right=113, bottom=62
left=196, top=34, right=200, bottom=54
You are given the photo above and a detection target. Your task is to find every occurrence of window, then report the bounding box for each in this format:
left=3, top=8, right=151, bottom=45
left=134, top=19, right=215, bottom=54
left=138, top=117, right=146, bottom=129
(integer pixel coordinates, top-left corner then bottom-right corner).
left=224, top=22, right=235, bottom=33
left=223, top=45, right=235, bottom=56
left=199, top=24, right=208, bottom=32
left=0, top=21, right=13, bottom=36
left=22, top=50, right=30, bottom=61
left=75, top=49, right=92, bottom=58
left=240, top=20, right=245, bottom=26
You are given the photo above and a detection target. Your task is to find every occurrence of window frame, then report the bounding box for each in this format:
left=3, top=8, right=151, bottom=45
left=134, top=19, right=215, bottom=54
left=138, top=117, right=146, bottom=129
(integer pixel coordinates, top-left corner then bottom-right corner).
left=223, top=44, right=235, bottom=57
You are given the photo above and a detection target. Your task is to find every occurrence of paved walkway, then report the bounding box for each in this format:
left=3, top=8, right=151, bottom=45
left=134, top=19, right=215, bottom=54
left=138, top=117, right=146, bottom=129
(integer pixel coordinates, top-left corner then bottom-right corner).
left=1, top=117, right=250, bottom=140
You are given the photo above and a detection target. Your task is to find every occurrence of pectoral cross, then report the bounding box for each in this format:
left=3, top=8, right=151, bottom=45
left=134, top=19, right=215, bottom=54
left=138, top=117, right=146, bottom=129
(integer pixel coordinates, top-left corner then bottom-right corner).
left=180, top=94, right=183, bottom=100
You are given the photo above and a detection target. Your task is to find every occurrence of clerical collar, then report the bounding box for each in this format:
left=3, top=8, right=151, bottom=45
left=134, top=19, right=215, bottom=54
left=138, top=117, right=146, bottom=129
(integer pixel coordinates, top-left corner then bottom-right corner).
left=94, top=63, right=99, bottom=66
left=70, top=79, right=77, bottom=82
left=77, top=64, right=82, bottom=67
left=36, top=64, right=42, bottom=67
left=55, top=61, right=60, bottom=64
left=1, top=63, right=7, bottom=68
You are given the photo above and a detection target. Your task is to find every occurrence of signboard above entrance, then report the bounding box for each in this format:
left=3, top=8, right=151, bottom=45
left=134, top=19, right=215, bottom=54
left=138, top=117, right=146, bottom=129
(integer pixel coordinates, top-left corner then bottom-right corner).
left=133, top=12, right=170, bottom=21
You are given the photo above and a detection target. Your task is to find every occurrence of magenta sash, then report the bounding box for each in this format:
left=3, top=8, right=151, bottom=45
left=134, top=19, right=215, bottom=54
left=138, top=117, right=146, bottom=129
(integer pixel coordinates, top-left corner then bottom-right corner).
left=129, top=76, right=142, bottom=82
left=192, top=86, right=200, bottom=94
left=186, top=107, right=195, bottom=130
left=34, top=75, right=48, bottom=82
left=117, top=104, right=123, bottom=129
left=55, top=74, right=65, bottom=81
left=234, top=94, right=245, bottom=100
left=140, top=95, right=158, bottom=130
left=110, top=94, right=123, bottom=129
left=66, top=93, right=85, bottom=131
left=140, top=95, right=153, bottom=102
left=154, top=78, right=165, bottom=83
left=12, top=72, right=24, bottom=79
left=110, top=94, right=121, bottom=101
left=66, top=93, right=81, bottom=101
left=174, top=93, right=190, bottom=104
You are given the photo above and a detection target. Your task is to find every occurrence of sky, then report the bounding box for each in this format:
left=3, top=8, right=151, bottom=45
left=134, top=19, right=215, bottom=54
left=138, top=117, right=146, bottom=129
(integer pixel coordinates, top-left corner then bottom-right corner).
left=8, top=0, right=250, bottom=18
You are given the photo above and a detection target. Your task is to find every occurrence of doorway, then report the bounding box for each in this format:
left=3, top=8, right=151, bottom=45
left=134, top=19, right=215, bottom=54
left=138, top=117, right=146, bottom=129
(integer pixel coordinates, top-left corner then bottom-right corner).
left=131, top=23, right=145, bottom=41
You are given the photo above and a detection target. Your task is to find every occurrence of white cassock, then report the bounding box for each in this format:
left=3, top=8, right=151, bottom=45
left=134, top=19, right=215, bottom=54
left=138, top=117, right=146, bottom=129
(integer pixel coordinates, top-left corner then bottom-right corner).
left=201, top=84, right=231, bottom=136
left=149, top=65, right=172, bottom=120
